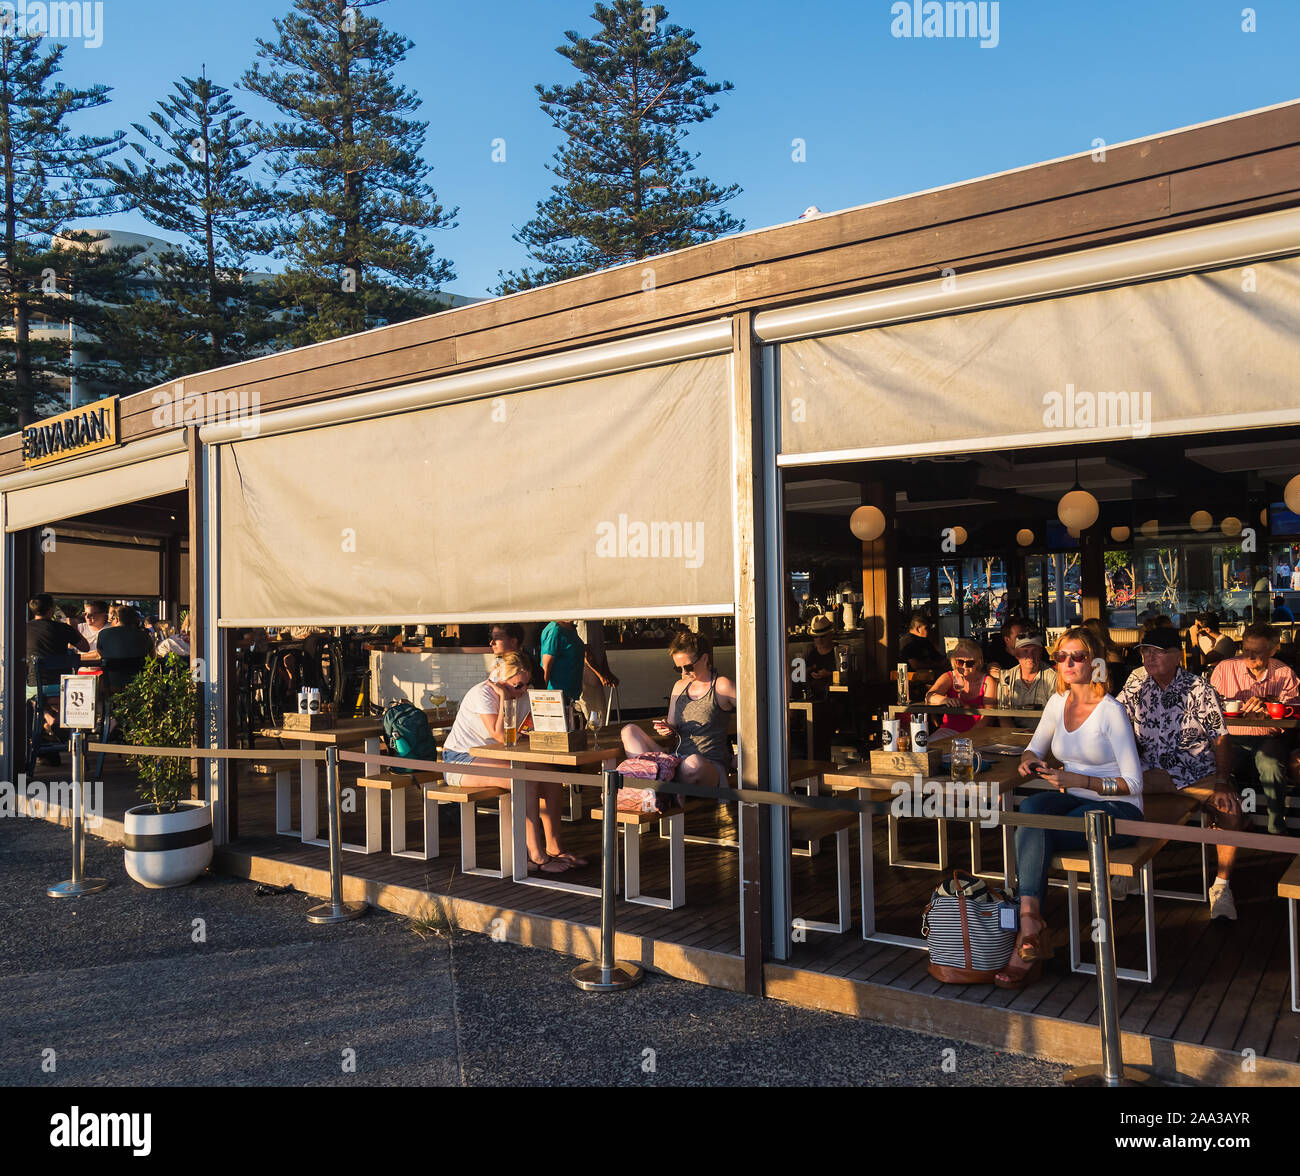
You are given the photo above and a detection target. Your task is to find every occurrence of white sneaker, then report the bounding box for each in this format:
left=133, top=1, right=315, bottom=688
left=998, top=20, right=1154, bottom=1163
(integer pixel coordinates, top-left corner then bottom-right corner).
left=1209, top=882, right=1237, bottom=921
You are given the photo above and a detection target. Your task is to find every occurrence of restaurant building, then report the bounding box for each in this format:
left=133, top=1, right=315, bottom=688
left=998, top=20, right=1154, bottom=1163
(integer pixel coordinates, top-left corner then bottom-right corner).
left=3, top=100, right=1299, bottom=1080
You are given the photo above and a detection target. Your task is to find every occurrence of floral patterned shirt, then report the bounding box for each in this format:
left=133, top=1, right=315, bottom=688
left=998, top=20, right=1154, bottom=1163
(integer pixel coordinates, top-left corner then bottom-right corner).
left=1119, top=667, right=1225, bottom=789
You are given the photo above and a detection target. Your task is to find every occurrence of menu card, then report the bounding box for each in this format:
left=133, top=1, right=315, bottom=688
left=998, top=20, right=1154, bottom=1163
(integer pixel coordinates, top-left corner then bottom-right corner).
left=528, top=689, right=568, bottom=734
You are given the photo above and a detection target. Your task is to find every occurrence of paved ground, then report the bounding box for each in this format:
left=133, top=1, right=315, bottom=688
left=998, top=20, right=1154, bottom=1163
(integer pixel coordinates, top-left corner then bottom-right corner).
left=1, top=816, right=1066, bottom=1086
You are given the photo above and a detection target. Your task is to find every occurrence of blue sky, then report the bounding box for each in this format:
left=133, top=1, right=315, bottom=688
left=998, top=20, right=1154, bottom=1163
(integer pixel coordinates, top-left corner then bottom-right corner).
left=51, top=0, right=1300, bottom=297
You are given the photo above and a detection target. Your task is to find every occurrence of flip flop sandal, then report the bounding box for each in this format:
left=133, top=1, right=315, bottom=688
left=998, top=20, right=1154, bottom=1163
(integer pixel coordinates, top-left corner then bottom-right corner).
left=529, top=855, right=573, bottom=875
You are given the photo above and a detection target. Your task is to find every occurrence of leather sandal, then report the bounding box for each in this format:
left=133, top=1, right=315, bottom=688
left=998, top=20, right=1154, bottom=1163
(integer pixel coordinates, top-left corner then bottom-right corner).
left=994, top=957, right=1043, bottom=990
left=1016, top=917, right=1056, bottom=963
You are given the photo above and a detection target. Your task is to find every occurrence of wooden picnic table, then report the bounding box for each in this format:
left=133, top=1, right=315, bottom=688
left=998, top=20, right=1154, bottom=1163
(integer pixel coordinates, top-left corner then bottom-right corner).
left=257, top=706, right=457, bottom=849
left=820, top=754, right=1023, bottom=950
left=469, top=737, right=623, bottom=898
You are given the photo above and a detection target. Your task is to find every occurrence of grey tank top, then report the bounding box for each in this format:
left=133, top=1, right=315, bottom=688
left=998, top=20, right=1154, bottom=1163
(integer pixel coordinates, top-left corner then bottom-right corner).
left=668, top=677, right=731, bottom=763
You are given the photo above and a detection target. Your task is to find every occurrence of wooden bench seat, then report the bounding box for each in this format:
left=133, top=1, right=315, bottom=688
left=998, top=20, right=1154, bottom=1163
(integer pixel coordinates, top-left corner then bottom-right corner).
left=353, top=770, right=445, bottom=860
left=1051, top=792, right=1199, bottom=984
left=591, top=796, right=694, bottom=910
left=422, top=778, right=512, bottom=879
left=790, top=805, right=856, bottom=934
left=1281, top=858, right=1300, bottom=1014
left=357, top=770, right=440, bottom=789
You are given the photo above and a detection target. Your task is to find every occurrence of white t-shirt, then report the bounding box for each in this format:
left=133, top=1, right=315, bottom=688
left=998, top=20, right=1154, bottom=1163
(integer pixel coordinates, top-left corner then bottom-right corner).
left=79, top=622, right=105, bottom=652
left=443, top=680, right=531, bottom=756
left=1027, top=692, right=1144, bottom=813
left=156, top=635, right=190, bottom=658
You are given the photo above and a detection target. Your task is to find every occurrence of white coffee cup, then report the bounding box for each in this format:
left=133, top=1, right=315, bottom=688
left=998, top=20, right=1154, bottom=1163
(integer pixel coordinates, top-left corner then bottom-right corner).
left=910, top=716, right=929, bottom=752
left=1224, top=699, right=1242, bottom=715
left=881, top=718, right=900, bottom=751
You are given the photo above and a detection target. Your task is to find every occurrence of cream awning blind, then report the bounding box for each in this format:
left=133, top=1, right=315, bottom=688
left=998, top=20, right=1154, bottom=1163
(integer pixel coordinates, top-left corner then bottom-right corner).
left=43, top=539, right=162, bottom=597
left=779, top=256, right=1300, bottom=460
left=3, top=450, right=188, bottom=532
left=217, top=356, right=735, bottom=624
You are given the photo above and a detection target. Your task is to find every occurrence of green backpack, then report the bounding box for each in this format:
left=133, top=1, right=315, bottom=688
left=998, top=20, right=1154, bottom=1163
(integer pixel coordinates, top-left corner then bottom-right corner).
left=382, top=701, right=438, bottom=774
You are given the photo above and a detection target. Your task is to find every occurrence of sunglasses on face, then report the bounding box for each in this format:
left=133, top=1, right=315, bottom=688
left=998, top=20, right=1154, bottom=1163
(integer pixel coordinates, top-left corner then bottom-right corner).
left=953, top=658, right=976, bottom=667
left=676, top=656, right=702, bottom=673
left=1054, top=651, right=1090, bottom=666
left=490, top=635, right=507, bottom=643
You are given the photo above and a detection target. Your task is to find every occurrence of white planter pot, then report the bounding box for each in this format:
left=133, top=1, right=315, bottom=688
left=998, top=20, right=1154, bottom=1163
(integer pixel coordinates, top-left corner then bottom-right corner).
left=123, top=800, right=213, bottom=889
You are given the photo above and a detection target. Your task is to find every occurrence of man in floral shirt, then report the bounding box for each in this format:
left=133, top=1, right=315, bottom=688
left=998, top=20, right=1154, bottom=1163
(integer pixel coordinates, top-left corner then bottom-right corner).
left=1120, top=628, right=1243, bottom=919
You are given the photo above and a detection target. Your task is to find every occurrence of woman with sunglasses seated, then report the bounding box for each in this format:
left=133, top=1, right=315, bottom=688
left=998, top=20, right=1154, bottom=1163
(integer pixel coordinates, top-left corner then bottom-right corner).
left=442, top=651, right=587, bottom=874
left=621, top=630, right=736, bottom=788
left=925, top=638, right=997, bottom=733
left=996, top=626, right=1143, bottom=989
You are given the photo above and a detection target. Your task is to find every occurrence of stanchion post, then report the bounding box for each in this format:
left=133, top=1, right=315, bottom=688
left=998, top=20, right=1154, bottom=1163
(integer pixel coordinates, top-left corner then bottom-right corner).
left=47, top=730, right=109, bottom=898
left=1066, top=808, right=1159, bottom=1087
left=572, top=769, right=643, bottom=991
left=307, top=745, right=366, bottom=924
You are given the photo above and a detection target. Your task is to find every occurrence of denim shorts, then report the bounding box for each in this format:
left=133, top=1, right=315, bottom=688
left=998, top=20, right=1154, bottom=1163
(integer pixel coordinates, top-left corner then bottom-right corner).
left=441, top=747, right=473, bottom=786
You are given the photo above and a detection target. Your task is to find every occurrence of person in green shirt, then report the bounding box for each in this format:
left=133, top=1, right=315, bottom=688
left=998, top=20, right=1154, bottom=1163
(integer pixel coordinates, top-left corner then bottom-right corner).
left=539, top=620, right=585, bottom=704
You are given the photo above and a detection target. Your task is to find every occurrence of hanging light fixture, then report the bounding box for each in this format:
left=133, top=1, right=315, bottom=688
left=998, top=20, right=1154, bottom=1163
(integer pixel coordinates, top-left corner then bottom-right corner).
left=1260, top=507, right=1269, bottom=528
left=951, top=525, right=968, bottom=546
left=1110, top=525, right=1131, bottom=543
left=1057, top=457, right=1099, bottom=532
left=1221, top=516, right=1243, bottom=538
left=1015, top=528, right=1034, bottom=546
left=1189, top=510, right=1213, bottom=532
left=1140, top=519, right=1160, bottom=540
left=1286, top=474, right=1300, bottom=516
left=849, top=505, right=886, bottom=542
left=1066, top=526, right=1081, bottom=539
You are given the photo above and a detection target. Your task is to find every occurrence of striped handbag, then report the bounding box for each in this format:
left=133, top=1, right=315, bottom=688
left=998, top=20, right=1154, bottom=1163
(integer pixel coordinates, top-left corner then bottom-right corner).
left=922, top=870, right=1018, bottom=984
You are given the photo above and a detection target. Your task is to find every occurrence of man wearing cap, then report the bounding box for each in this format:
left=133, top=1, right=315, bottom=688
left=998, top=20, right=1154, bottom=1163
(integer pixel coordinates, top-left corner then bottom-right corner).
left=1210, top=622, right=1299, bottom=837
left=996, top=631, right=1056, bottom=729
left=1121, top=626, right=1243, bottom=918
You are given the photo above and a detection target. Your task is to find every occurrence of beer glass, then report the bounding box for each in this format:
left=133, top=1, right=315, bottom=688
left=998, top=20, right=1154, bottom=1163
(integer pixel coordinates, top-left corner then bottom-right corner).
left=951, top=738, right=976, bottom=783
left=503, top=696, right=519, bottom=746
left=897, top=662, right=910, bottom=706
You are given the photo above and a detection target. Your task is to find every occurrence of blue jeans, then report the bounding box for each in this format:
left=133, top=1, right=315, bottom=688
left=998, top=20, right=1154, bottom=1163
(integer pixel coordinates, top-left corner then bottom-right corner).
left=1015, top=791, right=1143, bottom=901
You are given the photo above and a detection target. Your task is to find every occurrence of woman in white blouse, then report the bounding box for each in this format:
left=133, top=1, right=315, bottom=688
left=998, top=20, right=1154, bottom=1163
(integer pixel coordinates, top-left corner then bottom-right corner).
left=996, top=627, right=1144, bottom=989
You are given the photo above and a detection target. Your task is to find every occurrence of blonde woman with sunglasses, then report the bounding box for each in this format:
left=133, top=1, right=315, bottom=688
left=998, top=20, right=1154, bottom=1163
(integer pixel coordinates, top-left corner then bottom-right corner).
left=996, top=626, right=1144, bottom=989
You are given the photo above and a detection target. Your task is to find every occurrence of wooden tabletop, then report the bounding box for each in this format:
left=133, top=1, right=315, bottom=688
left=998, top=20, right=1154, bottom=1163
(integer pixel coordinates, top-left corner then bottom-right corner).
left=469, top=738, right=624, bottom=767
left=258, top=706, right=457, bottom=745
left=821, top=756, right=1022, bottom=799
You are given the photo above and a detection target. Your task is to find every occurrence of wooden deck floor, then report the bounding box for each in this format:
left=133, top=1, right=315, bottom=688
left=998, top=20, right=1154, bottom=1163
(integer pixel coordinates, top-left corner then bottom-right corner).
left=49, top=753, right=1300, bottom=1082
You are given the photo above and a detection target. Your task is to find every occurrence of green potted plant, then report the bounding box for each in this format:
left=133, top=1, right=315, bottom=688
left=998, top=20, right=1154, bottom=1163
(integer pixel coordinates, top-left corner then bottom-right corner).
left=113, top=653, right=212, bottom=888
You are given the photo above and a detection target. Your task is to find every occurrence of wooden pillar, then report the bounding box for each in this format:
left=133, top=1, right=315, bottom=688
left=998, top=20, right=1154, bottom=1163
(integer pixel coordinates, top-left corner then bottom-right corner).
left=4, top=528, right=31, bottom=782
left=859, top=478, right=897, bottom=679
left=1080, top=523, right=1105, bottom=622
left=186, top=428, right=208, bottom=808
left=731, top=311, right=774, bottom=995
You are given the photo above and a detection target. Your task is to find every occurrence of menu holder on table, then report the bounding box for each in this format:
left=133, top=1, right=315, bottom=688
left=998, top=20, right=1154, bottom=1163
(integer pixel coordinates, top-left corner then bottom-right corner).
left=869, top=747, right=940, bottom=776
left=281, top=711, right=336, bottom=731
left=526, top=689, right=589, bottom=752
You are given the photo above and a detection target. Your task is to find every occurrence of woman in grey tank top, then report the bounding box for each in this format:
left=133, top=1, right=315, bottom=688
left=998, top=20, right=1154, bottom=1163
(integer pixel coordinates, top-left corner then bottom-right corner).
left=621, top=631, right=737, bottom=787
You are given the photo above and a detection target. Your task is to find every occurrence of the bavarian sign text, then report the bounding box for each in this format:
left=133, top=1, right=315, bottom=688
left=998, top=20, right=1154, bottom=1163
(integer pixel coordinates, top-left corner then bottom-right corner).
left=22, top=398, right=118, bottom=468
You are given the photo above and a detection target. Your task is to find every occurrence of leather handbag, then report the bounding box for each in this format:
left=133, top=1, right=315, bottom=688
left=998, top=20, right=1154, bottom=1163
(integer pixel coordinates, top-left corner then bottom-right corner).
left=922, top=869, right=1017, bottom=984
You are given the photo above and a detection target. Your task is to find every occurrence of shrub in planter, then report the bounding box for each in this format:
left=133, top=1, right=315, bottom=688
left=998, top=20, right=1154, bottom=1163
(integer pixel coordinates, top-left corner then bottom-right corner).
left=113, top=653, right=211, bottom=887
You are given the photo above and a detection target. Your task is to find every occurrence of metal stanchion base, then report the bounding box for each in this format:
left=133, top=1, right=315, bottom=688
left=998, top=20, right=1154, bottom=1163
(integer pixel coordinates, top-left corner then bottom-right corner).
left=47, top=878, right=109, bottom=898
left=306, top=900, right=367, bottom=924
left=1065, top=1065, right=1164, bottom=1087
left=571, top=961, right=644, bottom=992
